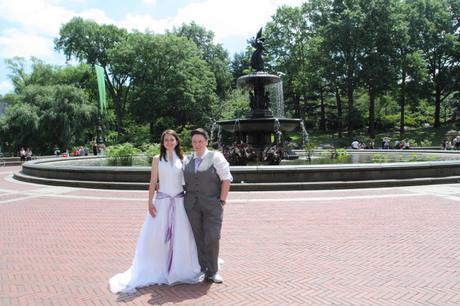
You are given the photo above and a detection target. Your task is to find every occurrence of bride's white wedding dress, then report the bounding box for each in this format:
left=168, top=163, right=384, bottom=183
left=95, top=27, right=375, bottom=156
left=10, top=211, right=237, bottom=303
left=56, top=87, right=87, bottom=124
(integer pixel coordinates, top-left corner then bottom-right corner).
left=109, top=153, right=201, bottom=293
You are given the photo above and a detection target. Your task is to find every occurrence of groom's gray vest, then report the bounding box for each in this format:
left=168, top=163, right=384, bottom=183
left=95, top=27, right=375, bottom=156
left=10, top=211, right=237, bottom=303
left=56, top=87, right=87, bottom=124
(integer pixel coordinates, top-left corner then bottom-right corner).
left=183, top=152, right=221, bottom=210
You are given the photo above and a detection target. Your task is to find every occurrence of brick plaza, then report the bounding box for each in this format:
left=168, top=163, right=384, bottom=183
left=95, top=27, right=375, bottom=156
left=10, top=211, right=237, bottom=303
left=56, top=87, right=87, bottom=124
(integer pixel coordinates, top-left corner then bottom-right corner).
left=1, top=166, right=459, bottom=305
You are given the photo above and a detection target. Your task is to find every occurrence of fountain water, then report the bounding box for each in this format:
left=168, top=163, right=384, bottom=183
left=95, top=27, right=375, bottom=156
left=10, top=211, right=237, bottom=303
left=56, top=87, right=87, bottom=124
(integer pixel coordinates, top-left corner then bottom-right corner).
left=299, top=121, right=309, bottom=147
left=210, top=122, right=223, bottom=147
left=266, top=82, right=284, bottom=118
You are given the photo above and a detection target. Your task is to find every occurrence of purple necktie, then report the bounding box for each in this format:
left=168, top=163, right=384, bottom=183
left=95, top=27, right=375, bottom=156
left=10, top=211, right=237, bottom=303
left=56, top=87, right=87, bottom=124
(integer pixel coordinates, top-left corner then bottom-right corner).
left=155, top=191, right=185, bottom=273
left=194, top=157, right=203, bottom=173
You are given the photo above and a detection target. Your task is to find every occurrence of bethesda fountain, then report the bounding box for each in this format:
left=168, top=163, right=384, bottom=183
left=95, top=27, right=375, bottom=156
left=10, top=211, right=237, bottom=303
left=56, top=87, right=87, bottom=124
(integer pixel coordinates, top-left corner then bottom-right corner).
left=16, top=28, right=460, bottom=191
left=216, top=28, right=305, bottom=164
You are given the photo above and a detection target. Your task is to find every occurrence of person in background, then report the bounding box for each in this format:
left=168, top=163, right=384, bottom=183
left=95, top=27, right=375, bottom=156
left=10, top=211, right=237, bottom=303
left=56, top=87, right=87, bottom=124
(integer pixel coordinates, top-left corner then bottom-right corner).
left=25, top=148, right=32, bottom=161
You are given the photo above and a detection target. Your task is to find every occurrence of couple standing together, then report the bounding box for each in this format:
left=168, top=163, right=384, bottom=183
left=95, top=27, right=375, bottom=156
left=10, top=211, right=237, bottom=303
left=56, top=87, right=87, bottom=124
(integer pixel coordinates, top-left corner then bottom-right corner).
left=109, top=128, right=232, bottom=293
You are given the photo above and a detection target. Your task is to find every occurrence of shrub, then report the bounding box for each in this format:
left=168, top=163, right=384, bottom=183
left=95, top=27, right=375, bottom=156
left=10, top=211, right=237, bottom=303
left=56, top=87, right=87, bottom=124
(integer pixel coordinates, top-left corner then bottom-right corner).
left=376, top=114, right=399, bottom=129
left=142, top=143, right=161, bottom=164
left=179, top=127, right=192, bottom=149
left=304, top=142, right=315, bottom=161
left=420, top=139, right=432, bottom=147
left=106, top=143, right=140, bottom=166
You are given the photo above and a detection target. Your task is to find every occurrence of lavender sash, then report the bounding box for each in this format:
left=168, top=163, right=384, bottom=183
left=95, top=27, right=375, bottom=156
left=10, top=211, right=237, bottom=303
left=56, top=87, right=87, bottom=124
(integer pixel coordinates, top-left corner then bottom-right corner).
left=155, top=191, right=185, bottom=273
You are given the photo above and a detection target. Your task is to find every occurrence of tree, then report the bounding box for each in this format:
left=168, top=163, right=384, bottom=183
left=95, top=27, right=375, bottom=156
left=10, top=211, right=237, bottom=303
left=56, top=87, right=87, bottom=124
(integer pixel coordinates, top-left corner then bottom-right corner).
left=410, top=0, right=460, bottom=128
left=172, top=22, right=233, bottom=99
left=230, top=50, right=251, bottom=84
left=1, top=57, right=98, bottom=153
left=0, top=85, right=96, bottom=153
left=392, top=0, right=427, bottom=135
left=265, top=5, right=312, bottom=120
left=55, top=17, right=130, bottom=135
left=321, top=0, right=365, bottom=133
left=127, top=33, right=217, bottom=140
left=0, top=102, right=40, bottom=151
left=358, top=0, right=396, bottom=138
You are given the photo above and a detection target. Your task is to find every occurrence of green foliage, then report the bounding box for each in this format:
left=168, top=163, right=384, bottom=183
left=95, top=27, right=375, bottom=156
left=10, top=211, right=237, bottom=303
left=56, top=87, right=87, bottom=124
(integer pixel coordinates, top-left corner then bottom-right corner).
left=0, top=82, right=96, bottom=154
left=220, top=89, right=250, bottom=120
left=127, top=32, right=218, bottom=140
left=376, top=114, right=399, bottom=130
left=0, top=103, right=40, bottom=150
left=230, top=51, right=251, bottom=83
left=328, top=148, right=350, bottom=161
left=4, top=0, right=460, bottom=153
left=172, top=22, right=233, bottom=99
left=404, top=138, right=417, bottom=147
left=106, top=143, right=140, bottom=166
left=141, top=143, right=161, bottom=164
left=178, top=127, right=192, bottom=149
left=304, top=142, right=316, bottom=161
left=120, top=123, right=150, bottom=147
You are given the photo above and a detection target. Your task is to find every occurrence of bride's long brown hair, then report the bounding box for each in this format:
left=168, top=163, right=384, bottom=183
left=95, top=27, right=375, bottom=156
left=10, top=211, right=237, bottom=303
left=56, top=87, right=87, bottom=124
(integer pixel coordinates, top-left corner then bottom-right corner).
left=159, top=129, right=184, bottom=162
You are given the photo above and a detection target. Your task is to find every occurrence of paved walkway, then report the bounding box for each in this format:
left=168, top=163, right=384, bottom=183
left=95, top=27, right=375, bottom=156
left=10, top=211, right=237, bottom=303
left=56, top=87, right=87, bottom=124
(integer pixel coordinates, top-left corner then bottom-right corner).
left=1, top=166, right=459, bottom=305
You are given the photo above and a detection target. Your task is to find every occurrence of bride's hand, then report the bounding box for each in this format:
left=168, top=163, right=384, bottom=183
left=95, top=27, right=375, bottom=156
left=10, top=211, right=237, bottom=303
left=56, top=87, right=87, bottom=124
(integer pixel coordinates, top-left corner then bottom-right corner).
left=148, top=202, right=157, bottom=218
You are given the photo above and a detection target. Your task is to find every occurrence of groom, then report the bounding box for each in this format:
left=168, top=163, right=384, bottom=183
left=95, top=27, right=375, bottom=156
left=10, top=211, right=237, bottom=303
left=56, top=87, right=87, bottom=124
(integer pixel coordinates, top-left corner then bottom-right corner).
left=183, top=128, right=232, bottom=283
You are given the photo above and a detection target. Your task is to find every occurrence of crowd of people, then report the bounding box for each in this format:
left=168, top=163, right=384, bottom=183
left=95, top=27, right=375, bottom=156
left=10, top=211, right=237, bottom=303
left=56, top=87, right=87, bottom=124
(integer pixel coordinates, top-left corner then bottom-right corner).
left=17, top=142, right=106, bottom=162
left=441, top=136, right=460, bottom=150
left=53, top=143, right=106, bottom=157
left=19, top=147, right=32, bottom=163
left=350, top=138, right=410, bottom=150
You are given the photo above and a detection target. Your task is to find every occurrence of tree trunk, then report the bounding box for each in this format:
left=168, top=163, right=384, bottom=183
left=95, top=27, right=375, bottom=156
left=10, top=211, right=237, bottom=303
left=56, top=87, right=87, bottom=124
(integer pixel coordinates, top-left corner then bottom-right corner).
left=300, top=91, right=308, bottom=122
left=399, top=69, right=406, bottom=135
left=293, top=95, right=300, bottom=118
left=335, top=87, right=343, bottom=138
left=319, top=85, right=326, bottom=131
left=346, top=74, right=354, bottom=134
left=368, top=87, right=375, bottom=139
left=434, top=82, right=441, bottom=128
left=105, top=80, right=124, bottom=136
left=149, top=121, right=155, bottom=142
left=113, top=93, right=124, bottom=136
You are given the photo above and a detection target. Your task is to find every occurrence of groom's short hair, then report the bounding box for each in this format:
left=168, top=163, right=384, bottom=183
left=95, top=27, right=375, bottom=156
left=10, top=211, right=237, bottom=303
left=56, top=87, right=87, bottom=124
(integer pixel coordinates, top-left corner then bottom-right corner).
left=191, top=128, right=209, bottom=140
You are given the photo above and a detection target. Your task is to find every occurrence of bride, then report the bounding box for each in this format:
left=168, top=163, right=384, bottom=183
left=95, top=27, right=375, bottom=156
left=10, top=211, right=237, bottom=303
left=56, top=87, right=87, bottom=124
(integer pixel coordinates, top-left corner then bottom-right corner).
left=109, top=129, right=201, bottom=293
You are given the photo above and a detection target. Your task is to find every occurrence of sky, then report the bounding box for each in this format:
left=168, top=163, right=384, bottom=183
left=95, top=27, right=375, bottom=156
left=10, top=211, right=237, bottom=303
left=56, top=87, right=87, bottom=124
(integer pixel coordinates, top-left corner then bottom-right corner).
left=0, top=0, right=304, bottom=95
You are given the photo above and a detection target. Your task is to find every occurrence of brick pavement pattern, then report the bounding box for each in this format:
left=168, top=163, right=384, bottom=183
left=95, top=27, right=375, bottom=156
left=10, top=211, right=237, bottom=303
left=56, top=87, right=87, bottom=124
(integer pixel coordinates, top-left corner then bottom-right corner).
left=0, top=166, right=460, bottom=305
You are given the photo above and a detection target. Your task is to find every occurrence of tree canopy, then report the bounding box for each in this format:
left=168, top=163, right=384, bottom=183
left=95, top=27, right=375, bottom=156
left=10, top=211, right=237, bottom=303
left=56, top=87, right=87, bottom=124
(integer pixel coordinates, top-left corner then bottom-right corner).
left=2, top=0, right=460, bottom=153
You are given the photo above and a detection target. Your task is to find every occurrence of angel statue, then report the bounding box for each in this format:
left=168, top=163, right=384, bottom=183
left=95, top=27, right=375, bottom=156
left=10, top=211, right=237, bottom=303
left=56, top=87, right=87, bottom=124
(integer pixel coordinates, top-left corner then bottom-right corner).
left=250, top=28, right=266, bottom=72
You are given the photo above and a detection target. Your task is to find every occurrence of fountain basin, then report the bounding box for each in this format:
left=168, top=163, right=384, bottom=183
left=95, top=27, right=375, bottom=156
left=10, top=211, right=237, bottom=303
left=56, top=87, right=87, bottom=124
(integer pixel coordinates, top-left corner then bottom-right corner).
left=13, top=150, right=460, bottom=191
left=237, top=72, right=281, bottom=88
left=217, top=118, right=301, bottom=133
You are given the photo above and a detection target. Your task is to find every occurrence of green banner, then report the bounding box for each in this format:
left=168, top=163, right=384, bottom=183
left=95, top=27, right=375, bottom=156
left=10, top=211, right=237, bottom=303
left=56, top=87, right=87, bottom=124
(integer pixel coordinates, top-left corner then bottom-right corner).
left=95, top=65, right=107, bottom=114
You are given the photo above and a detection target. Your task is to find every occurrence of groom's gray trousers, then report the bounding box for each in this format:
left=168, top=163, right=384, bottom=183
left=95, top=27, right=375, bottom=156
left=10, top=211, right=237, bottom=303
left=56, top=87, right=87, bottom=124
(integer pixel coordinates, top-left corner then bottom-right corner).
left=183, top=158, right=223, bottom=276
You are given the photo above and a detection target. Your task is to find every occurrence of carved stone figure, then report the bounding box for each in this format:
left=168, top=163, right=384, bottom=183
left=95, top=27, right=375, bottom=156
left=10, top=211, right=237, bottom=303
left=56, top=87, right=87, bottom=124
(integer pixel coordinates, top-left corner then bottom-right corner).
left=250, top=28, right=266, bottom=72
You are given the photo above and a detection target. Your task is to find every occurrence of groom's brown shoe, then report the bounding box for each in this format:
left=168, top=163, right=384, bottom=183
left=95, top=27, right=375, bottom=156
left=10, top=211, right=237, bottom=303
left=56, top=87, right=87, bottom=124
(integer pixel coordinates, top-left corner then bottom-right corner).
left=206, top=273, right=223, bottom=283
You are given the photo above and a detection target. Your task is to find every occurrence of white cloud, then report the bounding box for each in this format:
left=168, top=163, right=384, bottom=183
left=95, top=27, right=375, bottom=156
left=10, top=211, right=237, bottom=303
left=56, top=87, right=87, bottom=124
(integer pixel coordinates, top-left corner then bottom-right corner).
left=0, top=0, right=74, bottom=36
left=0, top=0, right=304, bottom=68
left=0, top=0, right=115, bottom=37
left=80, top=8, right=116, bottom=25
left=118, top=13, right=171, bottom=33
left=170, top=0, right=305, bottom=41
left=0, top=0, right=114, bottom=65
left=112, top=0, right=304, bottom=47
left=0, top=28, right=54, bottom=59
